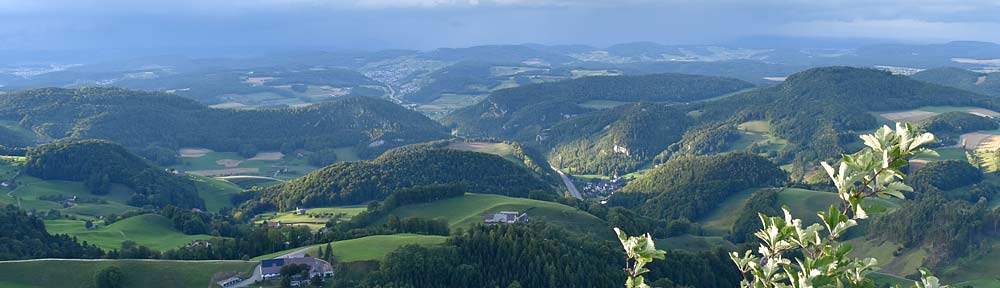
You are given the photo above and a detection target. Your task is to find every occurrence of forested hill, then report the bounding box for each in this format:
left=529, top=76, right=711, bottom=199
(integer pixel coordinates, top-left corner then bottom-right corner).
left=443, top=73, right=753, bottom=138
left=614, top=153, right=786, bottom=220
left=24, top=140, right=205, bottom=209
left=238, top=142, right=554, bottom=215
left=0, top=87, right=448, bottom=158
left=0, top=204, right=105, bottom=260
left=911, top=67, right=1000, bottom=96
left=671, top=67, right=994, bottom=174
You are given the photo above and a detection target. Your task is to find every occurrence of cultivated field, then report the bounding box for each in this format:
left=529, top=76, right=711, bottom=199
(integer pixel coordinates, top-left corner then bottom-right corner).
left=170, top=148, right=319, bottom=180
left=0, top=259, right=255, bottom=288
left=45, top=214, right=217, bottom=251
left=877, top=106, right=1000, bottom=123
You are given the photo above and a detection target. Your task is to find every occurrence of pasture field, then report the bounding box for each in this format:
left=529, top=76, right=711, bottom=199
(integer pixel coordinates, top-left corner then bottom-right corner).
left=381, top=193, right=610, bottom=237
left=699, top=188, right=899, bottom=236
left=728, top=120, right=787, bottom=153
left=170, top=149, right=318, bottom=180
left=45, top=214, right=216, bottom=251
left=189, top=175, right=243, bottom=212
left=654, top=235, right=736, bottom=252
left=0, top=120, right=38, bottom=141
left=0, top=259, right=255, bottom=288
left=0, top=175, right=136, bottom=219
left=416, top=93, right=487, bottom=116
left=254, top=206, right=366, bottom=230
left=217, top=175, right=283, bottom=189
left=578, top=100, right=630, bottom=109
left=446, top=142, right=522, bottom=165
left=252, top=234, right=447, bottom=262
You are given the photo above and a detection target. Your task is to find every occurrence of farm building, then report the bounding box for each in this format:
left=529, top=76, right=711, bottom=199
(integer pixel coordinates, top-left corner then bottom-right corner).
left=259, top=257, right=334, bottom=280
left=484, top=211, right=528, bottom=224
left=216, top=277, right=242, bottom=287
left=264, top=221, right=282, bottom=228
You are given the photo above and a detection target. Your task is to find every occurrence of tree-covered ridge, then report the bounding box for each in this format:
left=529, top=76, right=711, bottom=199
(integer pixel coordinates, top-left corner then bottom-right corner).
left=24, top=140, right=205, bottom=209
left=912, top=67, right=1000, bottom=96
left=547, top=103, right=692, bottom=175
left=443, top=72, right=752, bottom=138
left=239, top=143, right=554, bottom=214
left=675, top=66, right=993, bottom=174
left=0, top=204, right=105, bottom=260
left=617, top=153, right=787, bottom=220
left=0, top=87, right=448, bottom=158
left=920, top=111, right=998, bottom=144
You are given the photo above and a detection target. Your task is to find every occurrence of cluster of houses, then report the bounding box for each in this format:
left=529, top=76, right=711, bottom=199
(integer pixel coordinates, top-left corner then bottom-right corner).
left=484, top=211, right=529, bottom=224
left=582, top=177, right=626, bottom=200
left=260, top=257, right=335, bottom=286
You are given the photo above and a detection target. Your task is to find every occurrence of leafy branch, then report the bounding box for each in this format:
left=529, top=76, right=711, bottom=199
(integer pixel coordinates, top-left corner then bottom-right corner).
left=729, top=123, right=948, bottom=288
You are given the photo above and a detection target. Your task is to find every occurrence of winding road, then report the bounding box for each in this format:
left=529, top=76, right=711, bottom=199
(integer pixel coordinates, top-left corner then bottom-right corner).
left=551, top=167, right=583, bottom=200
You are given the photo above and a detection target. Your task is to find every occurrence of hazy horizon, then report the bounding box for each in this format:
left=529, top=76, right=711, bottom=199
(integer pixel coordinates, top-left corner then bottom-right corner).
left=1, top=0, right=999, bottom=57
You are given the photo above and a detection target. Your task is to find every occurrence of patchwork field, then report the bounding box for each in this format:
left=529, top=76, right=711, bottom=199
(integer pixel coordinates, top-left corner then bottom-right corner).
left=170, top=148, right=319, bottom=180
left=876, top=106, right=1000, bottom=123
left=415, top=93, right=487, bottom=116
left=381, top=193, right=610, bottom=237
left=0, top=259, right=255, bottom=288
left=45, top=214, right=216, bottom=251
left=254, top=206, right=366, bottom=230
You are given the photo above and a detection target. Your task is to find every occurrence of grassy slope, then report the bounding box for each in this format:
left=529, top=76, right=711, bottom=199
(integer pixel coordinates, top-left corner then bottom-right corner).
left=189, top=175, right=242, bottom=212
left=45, top=214, right=214, bottom=251
left=382, top=193, right=610, bottom=238
left=252, top=234, right=447, bottom=262
left=0, top=260, right=255, bottom=288
left=445, top=142, right=522, bottom=167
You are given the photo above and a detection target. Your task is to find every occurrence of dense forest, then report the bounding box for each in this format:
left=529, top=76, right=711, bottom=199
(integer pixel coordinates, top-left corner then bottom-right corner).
left=356, top=222, right=741, bottom=288
left=0, top=126, right=32, bottom=147
left=0, top=87, right=448, bottom=161
left=24, top=140, right=205, bottom=209
left=237, top=144, right=554, bottom=215
left=0, top=204, right=105, bottom=260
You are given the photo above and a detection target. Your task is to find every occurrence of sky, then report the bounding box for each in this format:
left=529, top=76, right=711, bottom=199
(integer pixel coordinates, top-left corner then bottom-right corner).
left=1, top=0, right=999, bottom=55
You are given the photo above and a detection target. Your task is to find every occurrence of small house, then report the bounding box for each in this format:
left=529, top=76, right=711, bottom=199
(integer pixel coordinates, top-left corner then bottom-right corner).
left=265, top=221, right=282, bottom=228
left=484, top=211, right=528, bottom=224
left=294, top=207, right=307, bottom=215
left=189, top=240, right=212, bottom=248
left=259, top=257, right=334, bottom=280
left=0, top=181, right=8, bottom=187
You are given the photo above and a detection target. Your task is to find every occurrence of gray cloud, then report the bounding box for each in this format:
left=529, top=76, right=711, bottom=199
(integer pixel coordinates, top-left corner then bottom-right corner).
left=0, top=0, right=998, bottom=54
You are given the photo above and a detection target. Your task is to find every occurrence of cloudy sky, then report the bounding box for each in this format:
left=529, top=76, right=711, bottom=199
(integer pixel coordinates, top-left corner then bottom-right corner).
left=1, top=0, right=999, bottom=54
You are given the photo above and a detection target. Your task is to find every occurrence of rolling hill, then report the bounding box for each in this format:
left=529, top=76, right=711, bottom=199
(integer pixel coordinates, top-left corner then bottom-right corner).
left=44, top=214, right=215, bottom=251
left=0, top=259, right=255, bottom=288
left=241, top=143, right=555, bottom=213
left=25, top=140, right=205, bottom=209
left=673, top=66, right=996, bottom=176
left=911, top=67, right=1000, bottom=96
left=0, top=87, right=449, bottom=160
left=379, top=193, right=610, bottom=237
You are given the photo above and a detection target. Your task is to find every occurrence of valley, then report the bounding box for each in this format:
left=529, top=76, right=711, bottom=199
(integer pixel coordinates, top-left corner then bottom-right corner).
left=4, top=41, right=1000, bottom=288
